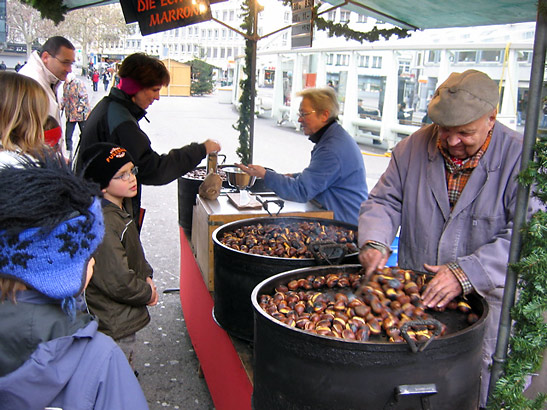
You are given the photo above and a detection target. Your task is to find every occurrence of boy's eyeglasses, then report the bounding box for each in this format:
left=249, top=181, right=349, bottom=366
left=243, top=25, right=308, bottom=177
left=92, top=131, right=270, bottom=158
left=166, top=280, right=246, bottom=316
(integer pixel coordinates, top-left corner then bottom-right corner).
left=112, top=166, right=138, bottom=181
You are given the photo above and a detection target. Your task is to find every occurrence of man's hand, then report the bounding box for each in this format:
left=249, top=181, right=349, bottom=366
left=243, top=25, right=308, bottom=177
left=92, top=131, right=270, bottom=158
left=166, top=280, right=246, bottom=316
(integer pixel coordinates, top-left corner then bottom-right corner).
left=421, top=263, right=462, bottom=309
left=236, top=163, right=267, bottom=179
left=203, top=139, right=221, bottom=154
left=358, top=246, right=389, bottom=279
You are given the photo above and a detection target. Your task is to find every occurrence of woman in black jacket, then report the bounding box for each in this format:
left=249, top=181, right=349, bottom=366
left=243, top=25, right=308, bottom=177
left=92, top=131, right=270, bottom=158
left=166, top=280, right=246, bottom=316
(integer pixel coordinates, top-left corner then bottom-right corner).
left=75, top=53, right=221, bottom=223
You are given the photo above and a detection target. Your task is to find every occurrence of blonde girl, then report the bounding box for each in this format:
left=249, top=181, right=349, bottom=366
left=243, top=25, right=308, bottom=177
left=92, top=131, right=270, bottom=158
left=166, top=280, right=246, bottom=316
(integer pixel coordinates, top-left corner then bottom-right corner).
left=0, top=71, right=49, bottom=155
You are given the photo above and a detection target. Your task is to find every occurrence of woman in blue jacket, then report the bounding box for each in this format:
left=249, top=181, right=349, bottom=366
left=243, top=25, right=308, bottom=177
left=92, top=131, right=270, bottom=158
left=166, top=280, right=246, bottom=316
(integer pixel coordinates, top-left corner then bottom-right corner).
left=238, top=87, right=368, bottom=225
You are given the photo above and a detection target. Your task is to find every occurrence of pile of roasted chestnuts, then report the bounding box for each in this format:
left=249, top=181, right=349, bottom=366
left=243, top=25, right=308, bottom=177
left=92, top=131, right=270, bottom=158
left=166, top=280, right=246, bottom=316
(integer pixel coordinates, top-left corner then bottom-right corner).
left=258, top=267, right=478, bottom=343
left=184, top=168, right=227, bottom=181
left=219, top=221, right=358, bottom=258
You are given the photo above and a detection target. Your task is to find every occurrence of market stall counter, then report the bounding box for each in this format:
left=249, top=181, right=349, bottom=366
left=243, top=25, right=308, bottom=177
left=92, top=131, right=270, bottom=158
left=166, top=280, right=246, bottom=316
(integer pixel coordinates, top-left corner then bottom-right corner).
left=191, top=193, right=334, bottom=291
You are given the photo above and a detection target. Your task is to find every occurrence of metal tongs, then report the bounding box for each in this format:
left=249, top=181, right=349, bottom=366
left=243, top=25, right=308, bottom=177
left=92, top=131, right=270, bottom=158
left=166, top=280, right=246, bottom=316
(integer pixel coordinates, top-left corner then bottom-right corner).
left=257, top=197, right=284, bottom=216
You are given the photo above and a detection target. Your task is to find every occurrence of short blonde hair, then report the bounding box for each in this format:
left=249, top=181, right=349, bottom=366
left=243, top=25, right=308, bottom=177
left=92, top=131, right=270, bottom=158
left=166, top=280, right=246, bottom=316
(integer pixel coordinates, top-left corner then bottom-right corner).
left=0, top=72, right=49, bottom=154
left=296, top=87, right=339, bottom=120
left=0, top=277, right=27, bottom=303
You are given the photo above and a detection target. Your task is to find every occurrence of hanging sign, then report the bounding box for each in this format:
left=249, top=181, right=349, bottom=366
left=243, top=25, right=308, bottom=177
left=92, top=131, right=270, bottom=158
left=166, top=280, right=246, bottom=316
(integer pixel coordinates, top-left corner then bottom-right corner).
left=291, top=0, right=313, bottom=49
left=120, top=0, right=213, bottom=36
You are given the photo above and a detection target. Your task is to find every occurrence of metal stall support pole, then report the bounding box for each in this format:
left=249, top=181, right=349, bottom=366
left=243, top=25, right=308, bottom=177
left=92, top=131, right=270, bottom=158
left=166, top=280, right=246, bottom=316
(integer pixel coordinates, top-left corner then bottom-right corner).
left=487, top=1, right=547, bottom=404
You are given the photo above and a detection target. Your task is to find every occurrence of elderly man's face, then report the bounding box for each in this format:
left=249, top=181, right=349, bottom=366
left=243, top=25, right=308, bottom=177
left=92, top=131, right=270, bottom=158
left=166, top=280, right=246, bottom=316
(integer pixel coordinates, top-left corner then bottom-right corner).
left=298, top=97, right=329, bottom=136
left=42, top=46, right=75, bottom=81
left=438, top=110, right=497, bottom=159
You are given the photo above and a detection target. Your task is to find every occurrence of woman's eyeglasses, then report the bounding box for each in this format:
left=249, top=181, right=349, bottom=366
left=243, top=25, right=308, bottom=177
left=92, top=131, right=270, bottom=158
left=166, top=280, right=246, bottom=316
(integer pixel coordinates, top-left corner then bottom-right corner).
left=298, top=110, right=316, bottom=118
left=112, top=166, right=139, bottom=181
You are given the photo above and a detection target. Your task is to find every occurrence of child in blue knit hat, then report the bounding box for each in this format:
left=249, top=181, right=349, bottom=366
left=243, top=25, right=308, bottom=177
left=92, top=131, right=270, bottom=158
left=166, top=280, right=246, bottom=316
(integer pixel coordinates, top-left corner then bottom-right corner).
left=0, top=155, right=149, bottom=410
left=81, top=142, right=158, bottom=372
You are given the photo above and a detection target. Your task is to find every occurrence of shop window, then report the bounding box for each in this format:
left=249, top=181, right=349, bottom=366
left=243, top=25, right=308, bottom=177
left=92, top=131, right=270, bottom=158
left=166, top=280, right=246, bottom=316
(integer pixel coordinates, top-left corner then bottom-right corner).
left=456, top=50, right=477, bottom=63
left=517, top=51, right=532, bottom=62
left=372, top=56, right=382, bottom=68
left=284, top=11, right=290, bottom=22
left=480, top=50, right=502, bottom=62
left=340, top=11, right=351, bottom=23
left=399, top=60, right=411, bottom=74
left=427, top=50, right=440, bottom=64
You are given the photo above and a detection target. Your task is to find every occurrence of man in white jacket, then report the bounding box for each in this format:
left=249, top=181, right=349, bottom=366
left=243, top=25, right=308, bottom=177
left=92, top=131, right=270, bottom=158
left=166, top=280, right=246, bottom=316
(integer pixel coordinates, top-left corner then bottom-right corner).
left=19, top=36, right=75, bottom=125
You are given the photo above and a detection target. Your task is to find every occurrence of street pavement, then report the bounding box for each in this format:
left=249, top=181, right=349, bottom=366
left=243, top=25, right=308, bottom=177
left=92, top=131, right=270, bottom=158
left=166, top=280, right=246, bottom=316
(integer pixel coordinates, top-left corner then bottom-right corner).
left=79, top=79, right=391, bottom=409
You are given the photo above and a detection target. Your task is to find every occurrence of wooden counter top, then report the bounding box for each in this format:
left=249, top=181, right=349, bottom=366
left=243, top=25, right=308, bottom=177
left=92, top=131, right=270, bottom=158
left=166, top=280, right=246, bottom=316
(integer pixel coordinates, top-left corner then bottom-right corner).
left=190, top=193, right=334, bottom=290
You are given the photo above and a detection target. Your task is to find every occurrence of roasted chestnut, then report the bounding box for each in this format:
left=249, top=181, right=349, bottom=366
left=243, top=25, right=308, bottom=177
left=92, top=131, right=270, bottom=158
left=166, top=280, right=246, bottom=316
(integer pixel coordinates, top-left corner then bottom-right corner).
left=259, top=267, right=478, bottom=344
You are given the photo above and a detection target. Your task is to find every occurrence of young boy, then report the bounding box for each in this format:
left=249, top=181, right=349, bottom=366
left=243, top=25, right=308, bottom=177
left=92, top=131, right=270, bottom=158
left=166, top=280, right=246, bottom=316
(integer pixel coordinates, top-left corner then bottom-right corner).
left=0, top=155, right=149, bottom=409
left=81, top=143, right=158, bottom=367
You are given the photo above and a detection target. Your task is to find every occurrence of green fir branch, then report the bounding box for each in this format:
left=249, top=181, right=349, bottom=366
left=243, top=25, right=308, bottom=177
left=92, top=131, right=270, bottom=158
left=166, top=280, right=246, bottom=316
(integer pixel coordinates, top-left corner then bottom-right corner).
left=314, top=15, right=411, bottom=43
left=233, top=0, right=253, bottom=164
left=488, top=138, right=547, bottom=409
left=21, top=0, right=67, bottom=24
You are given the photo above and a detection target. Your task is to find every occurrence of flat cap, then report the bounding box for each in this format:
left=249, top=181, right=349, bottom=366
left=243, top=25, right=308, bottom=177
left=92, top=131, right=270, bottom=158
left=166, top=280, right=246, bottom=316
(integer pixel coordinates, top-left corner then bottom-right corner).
left=428, top=70, right=499, bottom=127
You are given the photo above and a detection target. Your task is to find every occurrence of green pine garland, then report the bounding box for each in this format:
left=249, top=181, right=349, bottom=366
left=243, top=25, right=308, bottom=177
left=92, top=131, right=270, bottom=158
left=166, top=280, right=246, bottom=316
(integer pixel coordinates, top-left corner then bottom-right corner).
left=21, top=0, right=67, bottom=24
left=233, top=0, right=254, bottom=164
left=314, top=15, right=411, bottom=43
left=487, top=137, right=547, bottom=410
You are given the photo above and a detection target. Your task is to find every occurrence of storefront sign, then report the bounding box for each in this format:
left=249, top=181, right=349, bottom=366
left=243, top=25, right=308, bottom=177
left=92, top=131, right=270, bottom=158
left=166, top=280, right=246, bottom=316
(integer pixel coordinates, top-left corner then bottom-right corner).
left=120, top=0, right=213, bottom=36
left=291, top=0, right=313, bottom=48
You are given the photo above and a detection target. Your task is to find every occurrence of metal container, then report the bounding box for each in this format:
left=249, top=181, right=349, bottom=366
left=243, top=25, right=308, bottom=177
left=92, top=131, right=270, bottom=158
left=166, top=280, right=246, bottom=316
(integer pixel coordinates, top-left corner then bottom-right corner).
left=177, top=165, right=267, bottom=237
left=223, top=166, right=257, bottom=190
left=251, top=265, right=488, bottom=410
left=212, top=217, right=359, bottom=341
left=206, top=152, right=219, bottom=175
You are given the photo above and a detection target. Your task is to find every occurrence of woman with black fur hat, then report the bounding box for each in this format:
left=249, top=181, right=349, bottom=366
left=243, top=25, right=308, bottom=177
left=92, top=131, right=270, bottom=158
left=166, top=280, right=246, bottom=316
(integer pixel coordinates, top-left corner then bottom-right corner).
left=0, top=155, right=149, bottom=409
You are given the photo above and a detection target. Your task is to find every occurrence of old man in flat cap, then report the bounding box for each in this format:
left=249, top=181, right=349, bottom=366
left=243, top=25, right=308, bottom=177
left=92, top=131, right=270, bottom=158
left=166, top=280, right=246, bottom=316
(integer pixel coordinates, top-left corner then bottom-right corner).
left=357, top=69, right=540, bottom=408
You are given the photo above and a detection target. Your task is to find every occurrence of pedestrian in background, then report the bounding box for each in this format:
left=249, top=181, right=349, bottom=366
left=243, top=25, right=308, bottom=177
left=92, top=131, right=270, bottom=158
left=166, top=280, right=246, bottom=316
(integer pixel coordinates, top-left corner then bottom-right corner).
left=91, top=70, right=99, bottom=92
left=102, top=70, right=111, bottom=91
left=62, top=73, right=90, bottom=156
left=81, top=143, right=158, bottom=372
left=19, top=36, right=76, bottom=125
left=0, top=155, right=149, bottom=410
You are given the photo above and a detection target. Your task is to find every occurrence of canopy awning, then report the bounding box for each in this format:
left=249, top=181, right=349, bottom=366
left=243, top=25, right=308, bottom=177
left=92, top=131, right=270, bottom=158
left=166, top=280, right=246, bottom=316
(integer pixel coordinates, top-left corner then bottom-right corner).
left=319, top=0, right=538, bottom=29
